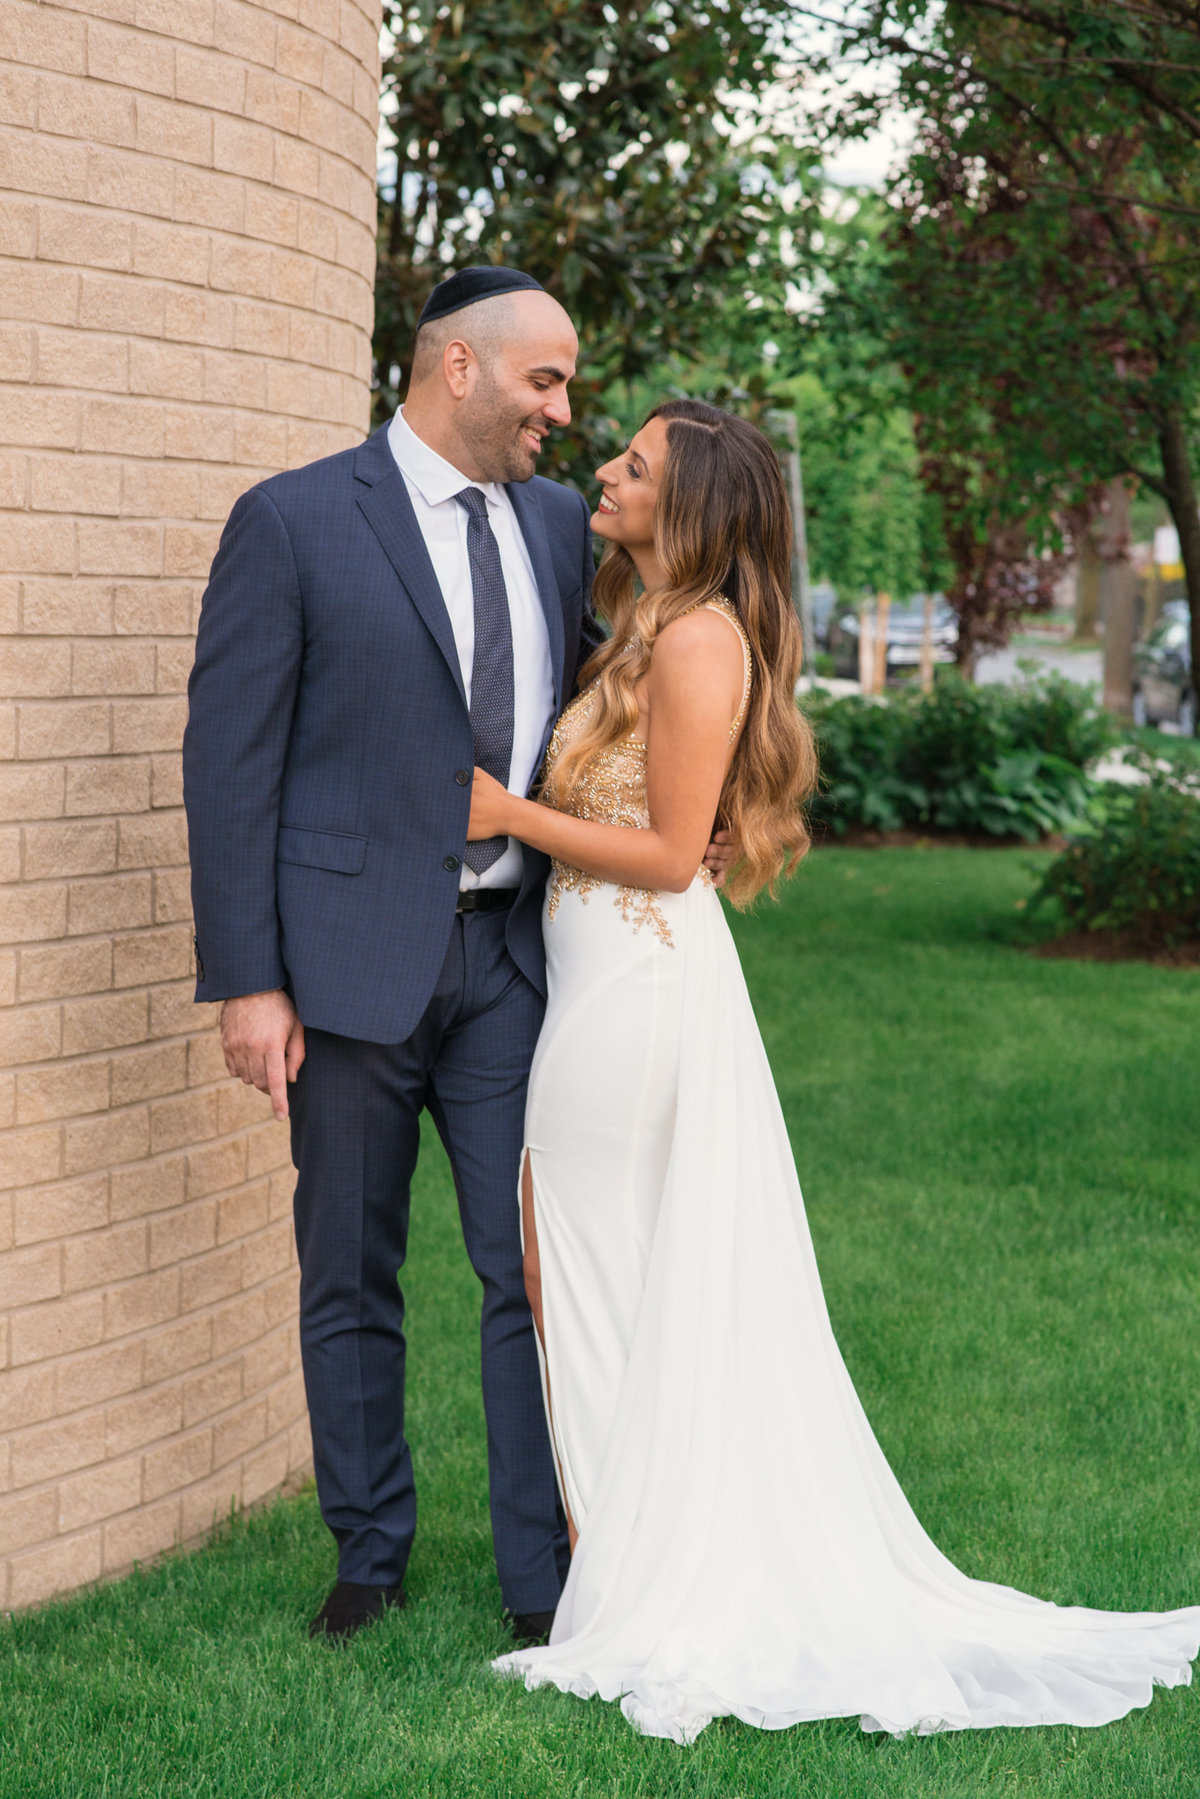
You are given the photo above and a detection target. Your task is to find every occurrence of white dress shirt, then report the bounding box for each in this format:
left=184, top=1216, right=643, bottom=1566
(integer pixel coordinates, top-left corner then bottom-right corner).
left=387, top=409, right=557, bottom=890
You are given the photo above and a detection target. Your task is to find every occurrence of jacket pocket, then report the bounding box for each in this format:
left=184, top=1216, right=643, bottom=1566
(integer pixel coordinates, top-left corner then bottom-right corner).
left=277, top=824, right=368, bottom=875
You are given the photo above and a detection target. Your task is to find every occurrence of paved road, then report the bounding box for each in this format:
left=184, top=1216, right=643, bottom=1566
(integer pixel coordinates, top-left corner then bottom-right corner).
left=975, top=643, right=1103, bottom=688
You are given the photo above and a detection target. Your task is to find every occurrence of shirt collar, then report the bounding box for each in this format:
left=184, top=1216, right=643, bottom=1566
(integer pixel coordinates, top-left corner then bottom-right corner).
left=388, top=408, right=503, bottom=511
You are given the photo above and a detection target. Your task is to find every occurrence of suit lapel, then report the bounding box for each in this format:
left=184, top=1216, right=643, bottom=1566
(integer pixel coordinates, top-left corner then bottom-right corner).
left=507, top=479, right=566, bottom=713
left=354, top=426, right=467, bottom=708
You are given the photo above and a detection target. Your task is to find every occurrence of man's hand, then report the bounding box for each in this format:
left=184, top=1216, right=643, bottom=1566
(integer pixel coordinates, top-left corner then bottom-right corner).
left=220, top=990, right=305, bottom=1123
left=703, top=828, right=739, bottom=891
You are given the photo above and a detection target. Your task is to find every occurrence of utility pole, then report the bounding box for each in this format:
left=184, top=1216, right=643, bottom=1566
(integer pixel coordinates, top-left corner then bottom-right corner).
left=769, top=409, right=814, bottom=670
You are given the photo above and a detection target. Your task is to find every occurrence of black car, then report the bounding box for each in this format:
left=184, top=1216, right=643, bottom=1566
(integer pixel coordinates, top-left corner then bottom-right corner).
left=1133, top=600, right=1195, bottom=734
left=808, top=582, right=839, bottom=649
left=827, top=595, right=958, bottom=680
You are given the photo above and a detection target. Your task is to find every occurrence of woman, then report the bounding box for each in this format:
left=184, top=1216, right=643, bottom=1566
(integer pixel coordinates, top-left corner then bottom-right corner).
left=467, top=399, right=1200, bottom=1742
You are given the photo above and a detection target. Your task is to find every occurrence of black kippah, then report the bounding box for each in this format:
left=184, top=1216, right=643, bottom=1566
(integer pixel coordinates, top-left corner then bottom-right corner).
left=417, top=265, right=546, bottom=328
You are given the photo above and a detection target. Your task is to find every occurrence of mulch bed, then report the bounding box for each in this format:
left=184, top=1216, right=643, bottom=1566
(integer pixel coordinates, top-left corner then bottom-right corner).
left=1031, top=931, right=1200, bottom=969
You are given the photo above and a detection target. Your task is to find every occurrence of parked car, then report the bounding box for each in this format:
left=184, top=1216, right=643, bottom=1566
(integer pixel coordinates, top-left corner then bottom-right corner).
left=827, top=595, right=958, bottom=680
left=1132, top=600, right=1195, bottom=734
left=808, top=582, right=839, bottom=648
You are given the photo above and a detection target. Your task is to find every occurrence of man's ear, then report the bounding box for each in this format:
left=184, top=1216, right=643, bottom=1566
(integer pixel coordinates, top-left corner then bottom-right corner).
left=443, top=337, right=474, bottom=398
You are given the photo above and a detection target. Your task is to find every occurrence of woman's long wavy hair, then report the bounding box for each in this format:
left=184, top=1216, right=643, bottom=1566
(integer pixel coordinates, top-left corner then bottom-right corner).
left=543, top=399, right=817, bottom=906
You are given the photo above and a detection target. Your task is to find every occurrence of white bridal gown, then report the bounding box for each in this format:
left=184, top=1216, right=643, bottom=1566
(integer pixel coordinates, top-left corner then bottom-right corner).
left=492, top=599, right=1200, bottom=1744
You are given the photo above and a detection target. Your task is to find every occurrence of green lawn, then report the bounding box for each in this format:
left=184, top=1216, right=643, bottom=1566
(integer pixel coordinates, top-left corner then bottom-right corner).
left=4, top=848, right=1199, bottom=1799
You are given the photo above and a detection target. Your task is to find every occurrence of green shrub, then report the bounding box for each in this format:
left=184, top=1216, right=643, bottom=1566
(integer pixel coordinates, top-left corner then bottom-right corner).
left=1031, top=757, right=1200, bottom=951
left=803, top=670, right=1110, bottom=841
left=1005, top=665, right=1115, bottom=768
left=923, top=748, right=1093, bottom=841
left=802, top=693, right=926, bottom=833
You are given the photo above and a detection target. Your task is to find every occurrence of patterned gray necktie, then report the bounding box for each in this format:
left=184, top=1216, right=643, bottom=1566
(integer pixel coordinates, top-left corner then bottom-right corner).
left=455, top=486, right=515, bottom=874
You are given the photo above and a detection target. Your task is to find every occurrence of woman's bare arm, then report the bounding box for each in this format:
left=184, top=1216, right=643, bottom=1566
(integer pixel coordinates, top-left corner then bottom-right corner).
left=468, top=610, right=744, bottom=894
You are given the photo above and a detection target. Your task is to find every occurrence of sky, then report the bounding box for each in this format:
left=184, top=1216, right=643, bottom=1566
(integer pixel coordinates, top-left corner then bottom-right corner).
left=824, top=119, right=912, bottom=190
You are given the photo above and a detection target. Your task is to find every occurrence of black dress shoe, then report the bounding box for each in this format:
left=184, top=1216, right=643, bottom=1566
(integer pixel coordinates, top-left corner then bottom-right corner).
left=509, top=1608, right=556, bottom=1647
left=309, top=1580, right=405, bottom=1642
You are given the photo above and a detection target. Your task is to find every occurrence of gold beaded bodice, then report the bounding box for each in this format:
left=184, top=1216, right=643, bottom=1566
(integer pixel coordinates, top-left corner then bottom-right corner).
left=540, top=597, right=752, bottom=945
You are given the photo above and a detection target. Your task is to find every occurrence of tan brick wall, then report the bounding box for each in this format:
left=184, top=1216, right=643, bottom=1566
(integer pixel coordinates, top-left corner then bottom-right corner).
left=0, top=0, right=381, bottom=1609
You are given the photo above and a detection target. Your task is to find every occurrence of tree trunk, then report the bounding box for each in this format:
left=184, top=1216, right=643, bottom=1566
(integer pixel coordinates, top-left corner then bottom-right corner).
left=1158, top=409, right=1200, bottom=707
left=1072, top=530, right=1102, bottom=641
left=1096, top=480, right=1135, bottom=718
left=1101, top=564, right=1138, bottom=717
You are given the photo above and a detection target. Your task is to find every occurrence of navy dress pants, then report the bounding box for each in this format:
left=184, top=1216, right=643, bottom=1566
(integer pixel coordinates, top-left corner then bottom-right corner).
left=289, top=907, right=568, bottom=1614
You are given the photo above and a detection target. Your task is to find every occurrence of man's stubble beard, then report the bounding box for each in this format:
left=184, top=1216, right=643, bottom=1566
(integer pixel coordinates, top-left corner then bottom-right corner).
left=457, top=369, right=542, bottom=484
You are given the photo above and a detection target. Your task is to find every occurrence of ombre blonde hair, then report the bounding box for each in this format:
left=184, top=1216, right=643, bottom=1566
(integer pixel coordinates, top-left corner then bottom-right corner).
left=544, top=399, right=818, bottom=906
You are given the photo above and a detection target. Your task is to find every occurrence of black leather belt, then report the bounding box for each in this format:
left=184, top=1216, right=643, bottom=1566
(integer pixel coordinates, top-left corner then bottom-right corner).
left=456, top=888, right=520, bottom=915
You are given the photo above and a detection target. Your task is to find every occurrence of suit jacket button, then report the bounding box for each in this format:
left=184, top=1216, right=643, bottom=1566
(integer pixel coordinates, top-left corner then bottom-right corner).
left=455, top=769, right=470, bottom=786
left=443, top=854, right=461, bottom=873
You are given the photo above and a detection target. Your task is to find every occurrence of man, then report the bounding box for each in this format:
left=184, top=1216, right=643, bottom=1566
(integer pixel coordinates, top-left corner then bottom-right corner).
left=184, top=267, right=729, bottom=1645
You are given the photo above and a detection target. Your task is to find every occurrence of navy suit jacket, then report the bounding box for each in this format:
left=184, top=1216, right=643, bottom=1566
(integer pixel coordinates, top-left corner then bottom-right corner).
left=183, top=422, right=600, bottom=1044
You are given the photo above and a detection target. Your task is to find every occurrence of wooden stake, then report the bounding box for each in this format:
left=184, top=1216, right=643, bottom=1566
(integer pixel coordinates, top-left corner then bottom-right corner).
left=858, top=600, right=875, bottom=693
left=873, top=591, right=891, bottom=693
left=919, top=593, right=936, bottom=693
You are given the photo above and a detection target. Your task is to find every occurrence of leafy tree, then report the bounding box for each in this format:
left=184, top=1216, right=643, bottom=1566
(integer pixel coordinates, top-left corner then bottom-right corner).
left=375, top=0, right=790, bottom=490
left=759, top=184, right=953, bottom=624
left=786, top=369, right=939, bottom=602
left=618, top=335, right=944, bottom=603
left=816, top=0, right=1200, bottom=676
left=374, top=7, right=946, bottom=599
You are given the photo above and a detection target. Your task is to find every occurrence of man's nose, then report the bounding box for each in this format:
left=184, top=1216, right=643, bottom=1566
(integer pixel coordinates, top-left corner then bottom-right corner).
left=543, top=389, right=571, bottom=427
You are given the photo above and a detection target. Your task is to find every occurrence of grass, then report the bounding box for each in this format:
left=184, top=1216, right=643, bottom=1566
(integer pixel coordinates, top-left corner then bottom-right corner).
left=3, top=847, right=1199, bottom=1799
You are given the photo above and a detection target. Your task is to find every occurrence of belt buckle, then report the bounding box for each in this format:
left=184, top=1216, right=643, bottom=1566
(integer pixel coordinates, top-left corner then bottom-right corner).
left=456, top=888, right=516, bottom=916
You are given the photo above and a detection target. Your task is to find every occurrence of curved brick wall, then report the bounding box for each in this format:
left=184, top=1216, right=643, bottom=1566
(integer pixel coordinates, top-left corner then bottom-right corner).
left=0, top=0, right=381, bottom=1609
